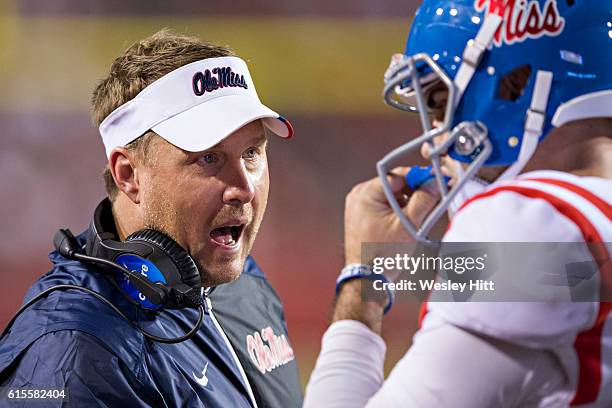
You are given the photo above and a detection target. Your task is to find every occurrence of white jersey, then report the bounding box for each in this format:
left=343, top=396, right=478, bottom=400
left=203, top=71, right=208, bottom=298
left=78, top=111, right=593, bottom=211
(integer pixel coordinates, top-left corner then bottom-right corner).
left=305, top=170, right=612, bottom=407
left=424, top=170, right=612, bottom=406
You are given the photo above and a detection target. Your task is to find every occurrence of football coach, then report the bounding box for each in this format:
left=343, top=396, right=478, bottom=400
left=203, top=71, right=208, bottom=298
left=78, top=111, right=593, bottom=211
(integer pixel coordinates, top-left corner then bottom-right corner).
left=0, top=30, right=301, bottom=407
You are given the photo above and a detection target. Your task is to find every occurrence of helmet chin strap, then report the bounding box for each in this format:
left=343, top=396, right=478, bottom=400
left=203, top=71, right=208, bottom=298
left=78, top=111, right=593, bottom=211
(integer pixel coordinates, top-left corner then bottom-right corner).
left=443, top=16, right=553, bottom=213
left=453, top=13, right=502, bottom=103
left=448, top=162, right=489, bottom=215
left=498, top=70, right=553, bottom=181
left=452, top=14, right=553, bottom=183
left=442, top=13, right=503, bottom=216
left=447, top=72, right=553, bottom=206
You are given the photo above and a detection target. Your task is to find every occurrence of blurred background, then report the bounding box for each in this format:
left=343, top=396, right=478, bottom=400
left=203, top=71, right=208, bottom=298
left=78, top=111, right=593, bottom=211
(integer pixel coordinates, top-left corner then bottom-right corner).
left=0, top=0, right=427, bottom=388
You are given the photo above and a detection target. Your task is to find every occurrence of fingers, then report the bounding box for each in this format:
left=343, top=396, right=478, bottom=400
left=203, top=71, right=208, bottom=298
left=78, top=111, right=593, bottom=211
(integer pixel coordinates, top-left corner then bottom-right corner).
left=381, top=167, right=439, bottom=227
left=348, top=167, right=422, bottom=214
left=403, top=189, right=439, bottom=228
left=348, top=167, right=409, bottom=201
left=386, top=167, right=411, bottom=193
left=370, top=167, right=411, bottom=206
left=345, top=166, right=440, bottom=237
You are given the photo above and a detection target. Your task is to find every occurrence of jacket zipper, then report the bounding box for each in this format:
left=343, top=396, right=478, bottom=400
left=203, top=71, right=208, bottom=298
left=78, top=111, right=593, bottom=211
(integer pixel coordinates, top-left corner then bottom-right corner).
left=206, top=297, right=259, bottom=408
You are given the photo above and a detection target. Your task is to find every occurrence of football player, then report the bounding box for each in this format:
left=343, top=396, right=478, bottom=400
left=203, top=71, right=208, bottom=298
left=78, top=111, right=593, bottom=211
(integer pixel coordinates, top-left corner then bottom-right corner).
left=304, top=0, right=612, bottom=406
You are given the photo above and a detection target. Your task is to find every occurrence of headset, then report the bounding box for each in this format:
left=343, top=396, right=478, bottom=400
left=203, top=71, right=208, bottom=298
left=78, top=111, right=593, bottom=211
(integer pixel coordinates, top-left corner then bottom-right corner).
left=1, top=198, right=205, bottom=344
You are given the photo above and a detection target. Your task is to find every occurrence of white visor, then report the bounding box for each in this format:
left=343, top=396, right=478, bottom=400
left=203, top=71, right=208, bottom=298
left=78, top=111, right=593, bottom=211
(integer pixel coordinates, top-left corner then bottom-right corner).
left=99, top=56, right=293, bottom=158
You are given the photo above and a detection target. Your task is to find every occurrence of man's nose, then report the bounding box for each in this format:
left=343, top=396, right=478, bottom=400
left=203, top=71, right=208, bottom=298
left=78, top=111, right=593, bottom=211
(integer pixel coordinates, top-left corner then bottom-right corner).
left=222, top=162, right=255, bottom=205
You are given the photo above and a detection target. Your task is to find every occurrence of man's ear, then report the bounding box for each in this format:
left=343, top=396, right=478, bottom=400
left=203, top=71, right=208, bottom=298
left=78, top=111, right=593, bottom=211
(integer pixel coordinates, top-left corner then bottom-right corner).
left=108, top=147, right=141, bottom=204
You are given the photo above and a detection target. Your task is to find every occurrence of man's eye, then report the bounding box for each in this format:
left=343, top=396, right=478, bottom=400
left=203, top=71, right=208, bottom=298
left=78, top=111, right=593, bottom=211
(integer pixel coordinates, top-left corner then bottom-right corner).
left=200, top=153, right=217, bottom=164
left=243, top=148, right=259, bottom=160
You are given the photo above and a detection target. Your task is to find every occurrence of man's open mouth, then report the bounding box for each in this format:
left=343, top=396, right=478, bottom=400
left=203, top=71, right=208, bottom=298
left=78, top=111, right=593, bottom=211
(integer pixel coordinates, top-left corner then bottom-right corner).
left=209, top=224, right=245, bottom=247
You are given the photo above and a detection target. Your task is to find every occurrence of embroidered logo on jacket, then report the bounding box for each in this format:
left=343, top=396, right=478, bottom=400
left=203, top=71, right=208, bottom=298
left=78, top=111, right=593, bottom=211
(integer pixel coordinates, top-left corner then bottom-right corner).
left=246, top=326, right=295, bottom=374
left=192, top=67, right=248, bottom=96
left=475, top=0, right=565, bottom=47
left=192, top=362, right=209, bottom=388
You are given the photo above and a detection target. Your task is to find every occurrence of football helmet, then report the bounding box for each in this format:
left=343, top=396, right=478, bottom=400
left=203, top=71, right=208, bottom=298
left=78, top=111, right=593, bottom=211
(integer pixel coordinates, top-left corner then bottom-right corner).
left=378, top=0, right=612, bottom=242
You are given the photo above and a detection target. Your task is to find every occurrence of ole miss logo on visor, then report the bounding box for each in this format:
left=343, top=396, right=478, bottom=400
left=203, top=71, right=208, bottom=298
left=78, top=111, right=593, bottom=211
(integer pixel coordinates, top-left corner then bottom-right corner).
left=192, top=67, right=248, bottom=96
left=475, top=0, right=565, bottom=47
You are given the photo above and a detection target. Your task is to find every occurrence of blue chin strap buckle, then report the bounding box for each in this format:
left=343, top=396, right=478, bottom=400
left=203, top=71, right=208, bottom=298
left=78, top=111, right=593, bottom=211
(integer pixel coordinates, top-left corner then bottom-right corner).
left=406, top=166, right=450, bottom=191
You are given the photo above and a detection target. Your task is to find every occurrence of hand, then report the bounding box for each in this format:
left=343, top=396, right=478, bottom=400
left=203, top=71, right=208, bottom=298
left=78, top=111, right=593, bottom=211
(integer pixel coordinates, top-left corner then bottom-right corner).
left=343, top=167, right=439, bottom=265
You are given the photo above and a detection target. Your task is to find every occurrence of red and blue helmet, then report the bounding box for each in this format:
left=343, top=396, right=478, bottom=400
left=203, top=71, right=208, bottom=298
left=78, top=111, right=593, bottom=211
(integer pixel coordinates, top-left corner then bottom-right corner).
left=378, top=0, right=612, bottom=241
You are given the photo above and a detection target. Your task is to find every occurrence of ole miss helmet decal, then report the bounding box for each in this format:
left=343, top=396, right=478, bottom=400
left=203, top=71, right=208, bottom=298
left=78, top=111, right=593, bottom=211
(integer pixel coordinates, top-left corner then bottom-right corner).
left=475, top=0, right=565, bottom=47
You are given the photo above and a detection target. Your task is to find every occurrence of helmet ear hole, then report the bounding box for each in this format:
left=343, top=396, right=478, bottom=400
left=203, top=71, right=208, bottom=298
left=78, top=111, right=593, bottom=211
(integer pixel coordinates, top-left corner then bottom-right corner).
left=497, top=65, right=532, bottom=101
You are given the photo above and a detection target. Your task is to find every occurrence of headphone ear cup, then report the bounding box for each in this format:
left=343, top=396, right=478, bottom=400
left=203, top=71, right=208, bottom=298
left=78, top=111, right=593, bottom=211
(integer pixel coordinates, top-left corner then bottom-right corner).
left=126, top=229, right=201, bottom=289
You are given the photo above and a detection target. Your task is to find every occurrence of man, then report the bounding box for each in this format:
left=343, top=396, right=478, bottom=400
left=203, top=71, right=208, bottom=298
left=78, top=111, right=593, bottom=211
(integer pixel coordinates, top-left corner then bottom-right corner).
left=305, top=0, right=611, bottom=406
left=0, top=30, right=301, bottom=407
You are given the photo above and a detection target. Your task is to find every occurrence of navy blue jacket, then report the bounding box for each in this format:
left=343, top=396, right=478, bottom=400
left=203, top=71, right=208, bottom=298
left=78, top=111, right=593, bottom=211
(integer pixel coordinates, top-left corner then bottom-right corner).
left=0, top=235, right=302, bottom=407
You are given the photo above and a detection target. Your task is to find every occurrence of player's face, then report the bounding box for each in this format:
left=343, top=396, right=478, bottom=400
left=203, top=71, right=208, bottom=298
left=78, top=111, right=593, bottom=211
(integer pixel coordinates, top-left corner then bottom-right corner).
left=418, top=65, right=530, bottom=182
left=417, top=83, right=462, bottom=182
left=139, top=120, right=269, bottom=287
left=419, top=83, right=507, bottom=184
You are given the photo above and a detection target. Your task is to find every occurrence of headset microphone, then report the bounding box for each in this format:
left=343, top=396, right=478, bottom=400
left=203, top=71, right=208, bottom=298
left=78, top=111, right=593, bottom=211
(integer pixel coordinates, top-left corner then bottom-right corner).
left=1, top=201, right=207, bottom=344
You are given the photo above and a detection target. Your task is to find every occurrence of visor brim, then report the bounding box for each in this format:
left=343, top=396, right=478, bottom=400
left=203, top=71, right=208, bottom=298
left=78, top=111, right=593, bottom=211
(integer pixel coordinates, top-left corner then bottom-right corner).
left=151, top=94, right=292, bottom=152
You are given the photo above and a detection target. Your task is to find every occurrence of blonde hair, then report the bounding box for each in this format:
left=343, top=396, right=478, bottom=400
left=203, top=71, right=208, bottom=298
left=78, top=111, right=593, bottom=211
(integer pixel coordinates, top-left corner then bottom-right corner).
left=91, top=29, right=235, bottom=201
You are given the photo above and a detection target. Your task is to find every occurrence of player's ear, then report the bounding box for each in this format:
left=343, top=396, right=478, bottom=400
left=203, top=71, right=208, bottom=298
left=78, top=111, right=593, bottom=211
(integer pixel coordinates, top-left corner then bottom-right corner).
left=108, top=147, right=141, bottom=204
